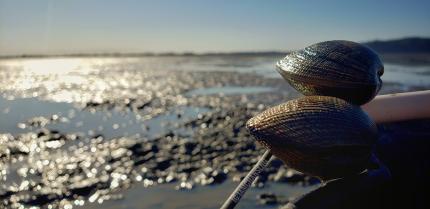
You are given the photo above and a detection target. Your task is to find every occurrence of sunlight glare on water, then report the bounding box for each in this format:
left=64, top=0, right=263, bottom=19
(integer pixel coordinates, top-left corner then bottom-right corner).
left=5, top=58, right=88, bottom=75
left=0, top=55, right=429, bottom=209
left=0, top=58, right=124, bottom=103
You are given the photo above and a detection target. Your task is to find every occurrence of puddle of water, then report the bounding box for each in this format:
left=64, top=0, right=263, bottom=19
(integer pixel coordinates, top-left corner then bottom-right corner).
left=186, top=86, right=275, bottom=96
left=382, top=64, right=430, bottom=86
left=81, top=179, right=318, bottom=209
left=0, top=96, right=209, bottom=139
left=0, top=96, right=74, bottom=134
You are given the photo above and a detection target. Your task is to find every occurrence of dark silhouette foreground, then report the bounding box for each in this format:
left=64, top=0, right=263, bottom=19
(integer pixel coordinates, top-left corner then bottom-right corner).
left=283, top=119, right=430, bottom=209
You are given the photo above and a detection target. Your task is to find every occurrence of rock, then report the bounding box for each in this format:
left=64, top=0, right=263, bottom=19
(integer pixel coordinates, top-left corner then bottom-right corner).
left=195, top=168, right=227, bottom=185
left=68, top=179, right=99, bottom=197
left=134, top=153, right=155, bottom=166
left=257, top=193, right=278, bottom=205
left=26, top=116, right=51, bottom=127
left=232, top=173, right=246, bottom=182
left=21, top=193, right=61, bottom=206
left=155, top=158, right=172, bottom=171
left=211, top=170, right=227, bottom=184
left=175, top=181, right=194, bottom=190
left=271, top=168, right=308, bottom=184
left=178, top=164, right=199, bottom=174
left=111, top=148, right=129, bottom=160
left=178, top=141, right=197, bottom=155
left=0, top=189, right=17, bottom=199
left=271, top=168, right=290, bottom=183
left=0, top=146, right=10, bottom=159
left=286, top=173, right=306, bottom=184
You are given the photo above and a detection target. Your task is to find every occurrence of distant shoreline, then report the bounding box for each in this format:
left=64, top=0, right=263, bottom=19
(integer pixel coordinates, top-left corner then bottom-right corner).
left=2, top=52, right=430, bottom=66
left=2, top=37, right=430, bottom=60
left=2, top=37, right=430, bottom=65
left=0, top=51, right=290, bottom=60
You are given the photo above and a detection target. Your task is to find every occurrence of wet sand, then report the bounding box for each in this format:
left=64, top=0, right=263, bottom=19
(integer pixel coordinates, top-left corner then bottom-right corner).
left=0, top=56, right=429, bottom=209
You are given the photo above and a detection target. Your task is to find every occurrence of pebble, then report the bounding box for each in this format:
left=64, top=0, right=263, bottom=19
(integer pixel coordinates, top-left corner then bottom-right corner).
left=257, top=193, right=278, bottom=205
left=175, top=181, right=194, bottom=190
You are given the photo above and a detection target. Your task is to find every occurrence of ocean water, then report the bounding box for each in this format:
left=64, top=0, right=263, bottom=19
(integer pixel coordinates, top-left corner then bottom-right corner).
left=0, top=55, right=429, bottom=209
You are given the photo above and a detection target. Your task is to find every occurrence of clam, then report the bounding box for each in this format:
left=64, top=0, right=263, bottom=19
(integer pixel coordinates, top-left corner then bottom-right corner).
left=221, top=40, right=384, bottom=209
left=277, top=40, right=384, bottom=105
left=246, top=96, right=378, bottom=180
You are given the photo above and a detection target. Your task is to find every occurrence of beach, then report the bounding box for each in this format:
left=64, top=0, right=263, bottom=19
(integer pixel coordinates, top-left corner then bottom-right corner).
left=1, top=55, right=429, bottom=209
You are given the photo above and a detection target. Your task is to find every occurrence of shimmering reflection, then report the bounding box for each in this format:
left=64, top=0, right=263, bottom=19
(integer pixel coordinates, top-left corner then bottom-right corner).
left=0, top=58, right=122, bottom=103
left=0, top=56, right=429, bottom=209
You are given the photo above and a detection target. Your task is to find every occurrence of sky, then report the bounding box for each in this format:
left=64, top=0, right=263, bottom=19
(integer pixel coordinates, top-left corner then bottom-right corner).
left=1, top=0, right=430, bottom=56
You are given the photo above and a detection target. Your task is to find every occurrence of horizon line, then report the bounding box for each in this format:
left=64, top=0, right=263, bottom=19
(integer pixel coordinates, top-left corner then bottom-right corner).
left=1, top=36, right=429, bottom=59
left=0, top=50, right=291, bottom=59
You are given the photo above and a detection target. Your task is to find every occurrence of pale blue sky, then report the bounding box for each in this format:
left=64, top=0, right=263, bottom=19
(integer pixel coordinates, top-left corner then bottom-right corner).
left=1, top=0, right=429, bottom=55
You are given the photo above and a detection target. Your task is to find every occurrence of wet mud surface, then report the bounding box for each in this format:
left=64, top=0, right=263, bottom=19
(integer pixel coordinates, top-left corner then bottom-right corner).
left=0, top=56, right=429, bottom=209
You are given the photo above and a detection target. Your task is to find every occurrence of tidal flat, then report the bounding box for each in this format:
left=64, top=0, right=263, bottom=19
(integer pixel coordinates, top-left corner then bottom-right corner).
left=0, top=55, right=429, bottom=209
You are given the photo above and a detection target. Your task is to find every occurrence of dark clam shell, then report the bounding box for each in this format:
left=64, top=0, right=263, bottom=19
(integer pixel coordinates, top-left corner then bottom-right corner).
left=246, top=96, right=378, bottom=180
left=277, top=40, right=384, bottom=105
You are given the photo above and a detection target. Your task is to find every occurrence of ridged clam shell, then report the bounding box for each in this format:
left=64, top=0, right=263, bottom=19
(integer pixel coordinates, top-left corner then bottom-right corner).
left=277, top=40, right=384, bottom=105
left=246, top=96, right=378, bottom=180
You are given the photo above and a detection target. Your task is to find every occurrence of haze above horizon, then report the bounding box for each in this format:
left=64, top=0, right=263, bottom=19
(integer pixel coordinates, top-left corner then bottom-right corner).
left=1, top=0, right=430, bottom=56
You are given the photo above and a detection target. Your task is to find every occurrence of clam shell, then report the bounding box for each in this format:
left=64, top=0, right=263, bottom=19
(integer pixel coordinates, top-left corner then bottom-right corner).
left=277, top=40, right=384, bottom=105
left=246, top=96, right=378, bottom=180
